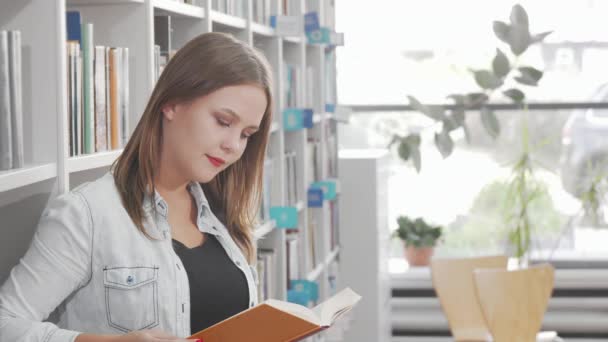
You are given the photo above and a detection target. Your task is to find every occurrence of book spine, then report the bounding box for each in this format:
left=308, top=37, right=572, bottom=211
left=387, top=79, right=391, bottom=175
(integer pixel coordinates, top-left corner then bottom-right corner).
left=104, top=47, right=111, bottom=149
left=94, top=45, right=107, bottom=152
left=121, top=47, right=129, bottom=147
left=109, top=47, right=119, bottom=150
left=8, top=30, right=23, bottom=168
left=0, top=31, right=12, bottom=170
left=76, top=46, right=83, bottom=156
left=82, top=23, right=94, bottom=154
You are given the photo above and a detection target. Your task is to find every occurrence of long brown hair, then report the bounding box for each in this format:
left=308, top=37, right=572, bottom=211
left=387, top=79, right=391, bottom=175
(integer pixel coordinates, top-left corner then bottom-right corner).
left=112, top=32, right=273, bottom=263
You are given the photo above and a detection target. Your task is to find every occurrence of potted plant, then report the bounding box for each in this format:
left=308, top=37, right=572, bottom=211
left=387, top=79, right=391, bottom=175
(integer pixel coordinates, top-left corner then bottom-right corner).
left=393, top=216, right=443, bottom=266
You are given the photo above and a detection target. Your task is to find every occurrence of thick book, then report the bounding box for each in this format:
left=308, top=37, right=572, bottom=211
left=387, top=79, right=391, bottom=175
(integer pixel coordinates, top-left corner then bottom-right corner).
left=188, top=287, right=361, bottom=342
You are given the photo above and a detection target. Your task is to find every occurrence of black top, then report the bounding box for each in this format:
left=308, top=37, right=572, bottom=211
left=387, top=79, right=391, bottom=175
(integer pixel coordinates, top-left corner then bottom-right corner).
left=172, top=233, right=249, bottom=334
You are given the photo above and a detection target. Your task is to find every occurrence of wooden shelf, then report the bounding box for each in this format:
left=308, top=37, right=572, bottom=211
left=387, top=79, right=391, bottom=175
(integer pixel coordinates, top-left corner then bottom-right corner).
left=0, top=163, right=57, bottom=193
left=67, top=150, right=123, bottom=173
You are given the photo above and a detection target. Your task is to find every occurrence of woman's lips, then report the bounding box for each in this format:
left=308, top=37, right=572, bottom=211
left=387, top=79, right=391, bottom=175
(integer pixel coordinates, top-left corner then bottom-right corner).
left=206, top=155, right=225, bottom=167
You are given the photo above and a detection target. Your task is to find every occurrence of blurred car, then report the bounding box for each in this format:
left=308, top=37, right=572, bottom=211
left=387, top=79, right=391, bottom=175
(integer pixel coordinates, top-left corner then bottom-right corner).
left=560, top=83, right=608, bottom=197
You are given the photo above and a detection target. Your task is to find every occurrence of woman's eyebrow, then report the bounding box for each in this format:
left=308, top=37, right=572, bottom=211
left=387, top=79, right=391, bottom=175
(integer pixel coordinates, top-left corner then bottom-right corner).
left=219, top=107, right=260, bottom=130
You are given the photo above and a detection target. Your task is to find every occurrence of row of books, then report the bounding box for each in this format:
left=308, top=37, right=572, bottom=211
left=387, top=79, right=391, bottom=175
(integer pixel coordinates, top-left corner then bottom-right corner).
left=256, top=248, right=276, bottom=303
left=212, top=0, right=246, bottom=18
left=259, top=158, right=273, bottom=222
left=306, top=138, right=323, bottom=184
left=283, top=64, right=315, bottom=109
left=66, top=12, right=130, bottom=156
left=252, top=0, right=272, bottom=25
left=0, top=30, right=24, bottom=171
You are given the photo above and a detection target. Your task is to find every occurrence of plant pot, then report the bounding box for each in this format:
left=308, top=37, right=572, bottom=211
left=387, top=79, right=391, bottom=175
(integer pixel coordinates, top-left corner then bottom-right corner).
left=404, top=244, right=434, bottom=266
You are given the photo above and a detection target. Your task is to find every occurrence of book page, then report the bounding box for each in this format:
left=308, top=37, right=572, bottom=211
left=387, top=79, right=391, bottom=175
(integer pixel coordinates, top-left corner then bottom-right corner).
left=264, top=299, right=321, bottom=326
left=312, top=287, right=362, bottom=326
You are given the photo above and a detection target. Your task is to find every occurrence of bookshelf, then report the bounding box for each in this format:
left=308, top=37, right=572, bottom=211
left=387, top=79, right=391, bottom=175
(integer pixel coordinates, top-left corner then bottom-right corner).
left=0, top=0, right=345, bottom=341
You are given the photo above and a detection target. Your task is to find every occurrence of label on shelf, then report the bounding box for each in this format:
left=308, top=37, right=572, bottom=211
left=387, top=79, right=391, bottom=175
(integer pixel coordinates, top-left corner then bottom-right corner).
left=269, top=15, right=302, bottom=36
left=270, top=206, right=298, bottom=228
left=307, top=187, right=324, bottom=208
left=291, top=279, right=319, bottom=301
left=304, top=12, right=320, bottom=33
left=283, top=108, right=304, bottom=131
left=311, top=180, right=337, bottom=201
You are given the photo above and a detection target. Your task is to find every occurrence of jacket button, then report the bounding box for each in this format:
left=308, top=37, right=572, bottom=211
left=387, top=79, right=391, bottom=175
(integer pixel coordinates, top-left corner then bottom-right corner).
left=126, top=275, right=134, bottom=284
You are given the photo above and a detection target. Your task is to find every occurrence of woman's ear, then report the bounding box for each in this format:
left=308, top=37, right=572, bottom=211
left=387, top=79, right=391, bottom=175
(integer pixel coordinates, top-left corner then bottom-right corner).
left=161, top=103, right=177, bottom=121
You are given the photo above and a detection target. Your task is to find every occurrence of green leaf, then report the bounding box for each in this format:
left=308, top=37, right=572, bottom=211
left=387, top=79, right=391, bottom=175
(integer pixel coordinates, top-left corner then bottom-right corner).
left=492, top=48, right=510, bottom=78
left=434, top=129, right=454, bottom=158
left=509, top=4, right=529, bottom=29
left=481, top=107, right=500, bottom=139
left=503, top=88, right=525, bottom=103
left=404, top=133, right=421, bottom=147
left=410, top=145, right=421, bottom=173
left=508, top=25, right=530, bottom=55
left=473, top=70, right=503, bottom=90
left=407, top=95, right=429, bottom=114
left=398, top=140, right=410, bottom=161
left=493, top=21, right=510, bottom=44
left=530, top=31, right=552, bottom=44
left=408, top=95, right=445, bottom=120
left=515, top=66, right=543, bottom=86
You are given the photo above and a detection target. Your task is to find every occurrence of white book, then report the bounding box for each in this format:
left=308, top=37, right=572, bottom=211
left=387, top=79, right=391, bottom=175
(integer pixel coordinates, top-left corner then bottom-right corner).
left=121, top=47, right=129, bottom=146
left=0, top=31, right=12, bottom=170
left=76, top=47, right=83, bottom=156
left=8, top=30, right=23, bottom=167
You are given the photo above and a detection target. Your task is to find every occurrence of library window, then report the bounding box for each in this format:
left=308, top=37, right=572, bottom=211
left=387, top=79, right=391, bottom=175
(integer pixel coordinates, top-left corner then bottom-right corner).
left=336, top=0, right=608, bottom=268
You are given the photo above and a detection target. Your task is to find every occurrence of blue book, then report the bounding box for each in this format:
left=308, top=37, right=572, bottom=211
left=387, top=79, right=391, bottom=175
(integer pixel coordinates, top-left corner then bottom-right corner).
left=66, top=11, right=82, bottom=44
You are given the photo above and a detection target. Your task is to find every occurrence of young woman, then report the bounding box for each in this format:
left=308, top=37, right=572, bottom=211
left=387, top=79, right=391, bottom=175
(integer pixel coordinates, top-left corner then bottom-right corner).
left=0, top=32, right=273, bottom=342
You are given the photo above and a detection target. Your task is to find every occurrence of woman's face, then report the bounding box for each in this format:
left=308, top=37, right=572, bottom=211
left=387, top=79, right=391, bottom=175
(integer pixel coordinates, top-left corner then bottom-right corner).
left=161, top=84, right=267, bottom=184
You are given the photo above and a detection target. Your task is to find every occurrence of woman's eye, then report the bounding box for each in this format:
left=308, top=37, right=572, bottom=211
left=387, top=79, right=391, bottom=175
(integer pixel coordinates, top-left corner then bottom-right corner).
left=241, top=133, right=252, bottom=140
left=217, top=118, right=230, bottom=127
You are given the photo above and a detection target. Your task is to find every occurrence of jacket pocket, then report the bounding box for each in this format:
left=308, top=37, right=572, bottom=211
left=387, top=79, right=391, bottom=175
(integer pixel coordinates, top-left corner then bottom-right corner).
left=103, top=266, right=159, bottom=332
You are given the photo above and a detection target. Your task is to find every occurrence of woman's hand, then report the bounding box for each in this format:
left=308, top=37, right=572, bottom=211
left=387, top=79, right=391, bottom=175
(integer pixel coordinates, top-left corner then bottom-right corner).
left=114, top=329, right=201, bottom=342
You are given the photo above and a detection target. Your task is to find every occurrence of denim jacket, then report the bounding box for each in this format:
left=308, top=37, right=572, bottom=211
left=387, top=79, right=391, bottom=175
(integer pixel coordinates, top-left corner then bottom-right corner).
left=0, top=172, right=258, bottom=341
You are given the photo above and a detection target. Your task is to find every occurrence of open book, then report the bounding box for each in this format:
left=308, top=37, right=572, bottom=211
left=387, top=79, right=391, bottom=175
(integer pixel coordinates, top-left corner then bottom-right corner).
left=188, top=287, right=362, bottom=342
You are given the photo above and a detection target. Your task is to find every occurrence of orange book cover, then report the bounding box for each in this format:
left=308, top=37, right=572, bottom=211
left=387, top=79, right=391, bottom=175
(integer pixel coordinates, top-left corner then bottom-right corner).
left=109, top=47, right=119, bottom=150
left=188, top=287, right=361, bottom=342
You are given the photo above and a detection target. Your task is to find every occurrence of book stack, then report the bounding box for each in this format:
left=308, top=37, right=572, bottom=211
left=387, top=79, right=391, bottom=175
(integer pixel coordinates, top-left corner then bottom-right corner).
left=66, top=11, right=130, bottom=157
left=0, top=30, right=24, bottom=171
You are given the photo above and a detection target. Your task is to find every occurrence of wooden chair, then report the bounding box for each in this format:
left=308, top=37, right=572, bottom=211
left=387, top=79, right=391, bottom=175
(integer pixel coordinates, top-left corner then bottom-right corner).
left=473, top=263, right=555, bottom=342
left=430, top=255, right=508, bottom=341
